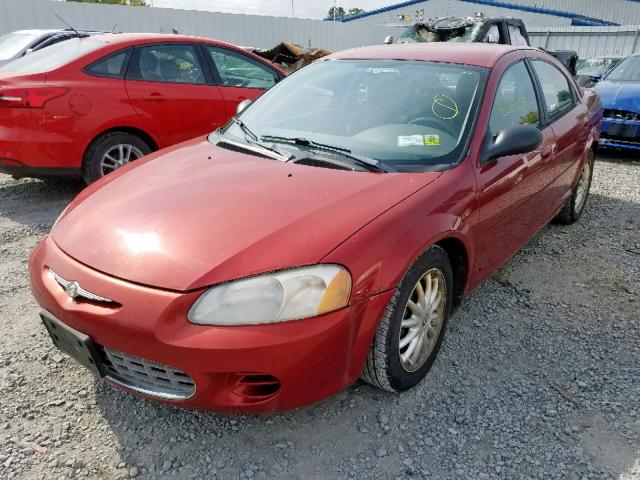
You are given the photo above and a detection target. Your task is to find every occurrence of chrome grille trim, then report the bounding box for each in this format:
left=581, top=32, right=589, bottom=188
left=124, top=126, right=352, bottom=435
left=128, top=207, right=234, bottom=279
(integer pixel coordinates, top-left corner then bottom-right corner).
left=98, top=347, right=195, bottom=400
left=48, top=268, right=114, bottom=304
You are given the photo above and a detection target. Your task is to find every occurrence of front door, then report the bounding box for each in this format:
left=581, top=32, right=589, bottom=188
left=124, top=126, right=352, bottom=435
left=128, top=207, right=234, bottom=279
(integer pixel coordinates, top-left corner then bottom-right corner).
left=125, top=43, right=228, bottom=147
left=202, top=45, right=280, bottom=118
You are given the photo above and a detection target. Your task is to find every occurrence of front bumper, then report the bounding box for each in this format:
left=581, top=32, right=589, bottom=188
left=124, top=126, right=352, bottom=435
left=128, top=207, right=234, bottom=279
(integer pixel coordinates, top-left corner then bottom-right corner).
left=599, top=117, right=640, bottom=150
left=29, top=237, right=392, bottom=412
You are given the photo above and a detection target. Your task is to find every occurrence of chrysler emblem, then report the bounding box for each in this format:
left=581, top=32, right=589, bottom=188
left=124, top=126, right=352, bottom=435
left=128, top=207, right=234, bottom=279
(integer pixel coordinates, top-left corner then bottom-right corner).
left=65, top=281, right=80, bottom=298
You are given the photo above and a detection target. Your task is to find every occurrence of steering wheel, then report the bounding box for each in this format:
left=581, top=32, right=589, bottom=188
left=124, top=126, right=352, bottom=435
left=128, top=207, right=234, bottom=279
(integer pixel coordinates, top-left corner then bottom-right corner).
left=408, top=116, right=458, bottom=137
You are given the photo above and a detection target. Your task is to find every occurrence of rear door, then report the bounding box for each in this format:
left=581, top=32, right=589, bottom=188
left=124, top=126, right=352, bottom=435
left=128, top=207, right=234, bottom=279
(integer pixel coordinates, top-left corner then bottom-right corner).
left=201, top=45, right=280, bottom=117
left=124, top=42, right=227, bottom=147
left=528, top=58, right=589, bottom=204
left=472, top=58, right=557, bottom=280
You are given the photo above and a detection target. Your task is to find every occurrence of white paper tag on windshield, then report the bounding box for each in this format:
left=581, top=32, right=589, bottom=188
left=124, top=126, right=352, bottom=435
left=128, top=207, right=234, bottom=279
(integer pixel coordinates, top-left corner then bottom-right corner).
left=397, top=135, right=425, bottom=147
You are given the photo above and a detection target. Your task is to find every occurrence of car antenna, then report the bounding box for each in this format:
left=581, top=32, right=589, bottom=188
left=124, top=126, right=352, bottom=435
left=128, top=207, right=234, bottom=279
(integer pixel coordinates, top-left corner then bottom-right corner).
left=111, top=23, right=118, bottom=33
left=52, top=11, right=81, bottom=37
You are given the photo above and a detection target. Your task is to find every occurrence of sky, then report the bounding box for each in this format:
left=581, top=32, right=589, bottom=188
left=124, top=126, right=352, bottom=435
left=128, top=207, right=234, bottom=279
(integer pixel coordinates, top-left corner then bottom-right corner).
left=150, top=0, right=396, bottom=19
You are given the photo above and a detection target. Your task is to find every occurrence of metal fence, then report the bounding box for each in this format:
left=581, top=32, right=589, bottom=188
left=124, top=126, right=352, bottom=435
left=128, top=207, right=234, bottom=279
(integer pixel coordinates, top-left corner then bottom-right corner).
left=3, top=0, right=640, bottom=59
left=0, top=0, right=396, bottom=51
left=528, top=26, right=640, bottom=58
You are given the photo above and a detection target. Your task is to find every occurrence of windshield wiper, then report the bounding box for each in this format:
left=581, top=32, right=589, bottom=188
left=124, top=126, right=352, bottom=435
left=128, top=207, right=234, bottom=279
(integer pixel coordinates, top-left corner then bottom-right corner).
left=261, top=135, right=395, bottom=173
left=225, top=119, right=292, bottom=162
left=231, top=116, right=259, bottom=142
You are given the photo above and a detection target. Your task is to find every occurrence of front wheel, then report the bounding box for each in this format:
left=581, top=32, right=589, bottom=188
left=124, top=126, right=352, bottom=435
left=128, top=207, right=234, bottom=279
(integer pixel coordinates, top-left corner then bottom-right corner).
left=361, top=245, right=453, bottom=392
left=555, top=150, right=595, bottom=224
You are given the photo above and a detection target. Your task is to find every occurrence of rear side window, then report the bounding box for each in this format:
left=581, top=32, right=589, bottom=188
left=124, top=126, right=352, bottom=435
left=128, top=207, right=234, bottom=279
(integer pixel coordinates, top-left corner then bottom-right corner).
left=206, top=46, right=278, bottom=89
left=530, top=60, right=575, bottom=117
left=0, top=38, right=103, bottom=73
left=127, top=44, right=205, bottom=84
left=85, top=49, right=130, bottom=79
left=489, top=61, right=540, bottom=137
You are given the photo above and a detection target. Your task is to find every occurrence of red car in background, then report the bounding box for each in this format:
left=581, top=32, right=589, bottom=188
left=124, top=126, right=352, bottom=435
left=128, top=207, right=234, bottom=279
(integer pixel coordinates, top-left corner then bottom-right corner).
left=29, top=43, right=601, bottom=412
left=0, top=33, right=285, bottom=183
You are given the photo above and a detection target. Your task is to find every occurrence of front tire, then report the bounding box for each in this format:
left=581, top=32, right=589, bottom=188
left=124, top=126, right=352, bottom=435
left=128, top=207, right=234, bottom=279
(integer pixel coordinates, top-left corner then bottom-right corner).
left=555, top=149, right=594, bottom=224
left=362, top=245, right=453, bottom=392
left=82, top=132, right=151, bottom=184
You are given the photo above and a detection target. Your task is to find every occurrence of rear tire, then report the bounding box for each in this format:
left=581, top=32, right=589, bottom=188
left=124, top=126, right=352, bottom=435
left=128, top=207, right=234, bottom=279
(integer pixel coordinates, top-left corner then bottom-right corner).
left=82, top=132, right=151, bottom=185
left=362, top=245, right=453, bottom=392
left=555, top=150, right=594, bottom=225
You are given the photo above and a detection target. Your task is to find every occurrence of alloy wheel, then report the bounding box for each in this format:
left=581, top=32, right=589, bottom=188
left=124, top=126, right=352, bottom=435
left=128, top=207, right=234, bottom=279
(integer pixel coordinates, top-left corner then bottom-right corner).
left=398, top=268, right=447, bottom=372
left=100, top=144, right=144, bottom=176
left=574, top=159, right=592, bottom=214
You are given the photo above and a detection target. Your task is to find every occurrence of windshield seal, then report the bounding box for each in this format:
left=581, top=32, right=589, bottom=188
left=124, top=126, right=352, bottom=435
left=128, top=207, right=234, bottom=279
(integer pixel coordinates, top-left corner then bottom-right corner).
left=212, top=59, right=489, bottom=173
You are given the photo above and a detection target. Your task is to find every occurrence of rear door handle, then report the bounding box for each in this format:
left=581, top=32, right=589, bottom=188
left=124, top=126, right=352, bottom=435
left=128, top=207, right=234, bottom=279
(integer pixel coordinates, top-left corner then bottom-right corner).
left=144, top=93, right=165, bottom=103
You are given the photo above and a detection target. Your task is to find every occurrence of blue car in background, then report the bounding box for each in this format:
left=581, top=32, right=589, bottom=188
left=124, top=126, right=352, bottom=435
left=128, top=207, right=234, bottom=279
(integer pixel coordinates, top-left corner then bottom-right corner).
left=594, top=54, right=640, bottom=151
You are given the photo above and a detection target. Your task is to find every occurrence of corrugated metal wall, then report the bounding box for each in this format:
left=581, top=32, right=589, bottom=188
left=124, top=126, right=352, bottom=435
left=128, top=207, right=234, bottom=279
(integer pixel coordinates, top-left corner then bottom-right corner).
left=0, top=0, right=397, bottom=50
left=3, top=0, right=640, bottom=59
left=506, top=0, right=640, bottom=26
left=528, top=26, right=640, bottom=57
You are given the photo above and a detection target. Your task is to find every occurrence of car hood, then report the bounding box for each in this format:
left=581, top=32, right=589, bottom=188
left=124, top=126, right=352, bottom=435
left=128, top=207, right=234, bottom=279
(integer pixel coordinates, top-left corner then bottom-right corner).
left=52, top=139, right=439, bottom=291
left=594, top=80, right=640, bottom=112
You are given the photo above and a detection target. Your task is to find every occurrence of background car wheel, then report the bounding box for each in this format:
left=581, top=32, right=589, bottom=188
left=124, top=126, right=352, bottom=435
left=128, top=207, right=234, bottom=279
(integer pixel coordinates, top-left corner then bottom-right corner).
left=554, top=149, right=595, bottom=225
left=361, top=245, right=454, bottom=392
left=83, top=132, right=151, bottom=184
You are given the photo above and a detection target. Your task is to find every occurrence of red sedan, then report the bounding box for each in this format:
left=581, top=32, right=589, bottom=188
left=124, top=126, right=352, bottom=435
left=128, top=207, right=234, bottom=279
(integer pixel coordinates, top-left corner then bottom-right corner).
left=0, top=33, right=285, bottom=183
left=29, top=43, right=601, bottom=412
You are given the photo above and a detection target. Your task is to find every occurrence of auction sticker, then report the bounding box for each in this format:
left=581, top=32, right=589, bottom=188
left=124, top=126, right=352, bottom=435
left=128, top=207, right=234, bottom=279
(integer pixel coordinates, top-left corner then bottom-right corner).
left=424, top=134, right=440, bottom=145
left=397, top=135, right=425, bottom=147
left=397, top=134, right=440, bottom=146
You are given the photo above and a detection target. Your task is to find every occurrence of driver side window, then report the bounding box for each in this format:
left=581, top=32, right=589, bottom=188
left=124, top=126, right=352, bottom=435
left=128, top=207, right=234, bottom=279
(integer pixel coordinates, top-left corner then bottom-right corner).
left=489, top=61, right=540, bottom=138
left=206, top=46, right=278, bottom=89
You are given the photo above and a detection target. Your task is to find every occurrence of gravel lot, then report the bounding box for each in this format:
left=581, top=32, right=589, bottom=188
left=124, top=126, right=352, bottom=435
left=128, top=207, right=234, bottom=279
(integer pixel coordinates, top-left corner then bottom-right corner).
left=0, top=153, right=638, bottom=480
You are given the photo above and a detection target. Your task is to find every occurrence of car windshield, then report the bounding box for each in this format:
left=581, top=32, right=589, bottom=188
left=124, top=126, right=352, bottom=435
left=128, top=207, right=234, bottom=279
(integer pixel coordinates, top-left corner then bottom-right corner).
left=397, top=23, right=482, bottom=43
left=604, top=55, right=640, bottom=82
left=218, top=59, right=487, bottom=171
left=0, top=32, right=42, bottom=61
left=577, top=58, right=617, bottom=76
left=0, top=37, right=103, bottom=73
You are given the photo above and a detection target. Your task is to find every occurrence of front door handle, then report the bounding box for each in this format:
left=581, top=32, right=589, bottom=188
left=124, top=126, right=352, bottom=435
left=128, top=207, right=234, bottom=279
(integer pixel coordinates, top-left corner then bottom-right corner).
left=541, top=145, right=553, bottom=159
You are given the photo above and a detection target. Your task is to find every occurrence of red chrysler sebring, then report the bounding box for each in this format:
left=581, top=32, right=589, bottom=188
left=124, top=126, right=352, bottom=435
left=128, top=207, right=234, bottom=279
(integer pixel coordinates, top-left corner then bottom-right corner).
left=0, top=33, right=285, bottom=183
left=29, top=43, right=602, bottom=412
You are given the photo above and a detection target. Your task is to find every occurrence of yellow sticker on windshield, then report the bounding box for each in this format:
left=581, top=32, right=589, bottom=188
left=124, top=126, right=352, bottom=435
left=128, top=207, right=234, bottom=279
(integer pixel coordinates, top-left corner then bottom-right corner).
left=424, top=134, right=440, bottom=145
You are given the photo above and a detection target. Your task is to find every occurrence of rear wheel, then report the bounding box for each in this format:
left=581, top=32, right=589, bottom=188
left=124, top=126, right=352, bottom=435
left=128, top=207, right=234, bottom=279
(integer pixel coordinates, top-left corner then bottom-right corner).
left=83, top=132, right=151, bottom=184
left=362, top=245, right=453, bottom=392
left=555, top=149, right=595, bottom=224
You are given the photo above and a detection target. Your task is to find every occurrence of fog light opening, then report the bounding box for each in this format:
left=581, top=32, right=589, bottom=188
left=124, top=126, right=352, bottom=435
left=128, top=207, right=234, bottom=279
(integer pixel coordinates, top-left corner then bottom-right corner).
left=227, top=372, right=281, bottom=401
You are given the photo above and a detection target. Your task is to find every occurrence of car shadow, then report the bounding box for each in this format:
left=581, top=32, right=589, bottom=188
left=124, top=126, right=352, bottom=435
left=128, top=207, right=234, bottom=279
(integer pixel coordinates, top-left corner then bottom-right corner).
left=0, top=175, right=84, bottom=229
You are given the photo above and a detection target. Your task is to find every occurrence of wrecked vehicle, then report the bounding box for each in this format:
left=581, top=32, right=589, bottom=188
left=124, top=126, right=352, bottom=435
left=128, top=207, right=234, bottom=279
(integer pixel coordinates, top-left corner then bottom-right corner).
left=389, top=16, right=578, bottom=75
left=251, top=42, right=331, bottom=72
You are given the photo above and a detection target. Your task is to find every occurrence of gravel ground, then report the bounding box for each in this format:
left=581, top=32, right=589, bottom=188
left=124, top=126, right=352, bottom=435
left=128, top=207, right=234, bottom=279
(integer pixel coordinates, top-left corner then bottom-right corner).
left=0, top=152, right=638, bottom=480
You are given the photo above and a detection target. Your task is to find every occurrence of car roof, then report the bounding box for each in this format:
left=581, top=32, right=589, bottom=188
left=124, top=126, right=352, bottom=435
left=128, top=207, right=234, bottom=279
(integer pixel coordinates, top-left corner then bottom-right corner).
left=329, top=43, right=533, bottom=68
left=91, top=32, right=224, bottom=46
left=11, top=29, right=62, bottom=36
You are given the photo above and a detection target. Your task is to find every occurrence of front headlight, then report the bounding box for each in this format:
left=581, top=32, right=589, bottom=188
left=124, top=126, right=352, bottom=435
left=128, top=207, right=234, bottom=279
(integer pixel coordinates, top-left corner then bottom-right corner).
left=187, top=265, right=352, bottom=326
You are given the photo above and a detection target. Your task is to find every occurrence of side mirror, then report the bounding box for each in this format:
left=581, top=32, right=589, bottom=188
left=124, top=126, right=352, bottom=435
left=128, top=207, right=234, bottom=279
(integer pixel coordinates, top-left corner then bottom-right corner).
left=25, top=48, right=34, bottom=55
left=481, top=124, right=543, bottom=166
left=236, top=99, right=252, bottom=115
left=589, top=72, right=603, bottom=83
left=384, top=35, right=394, bottom=45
